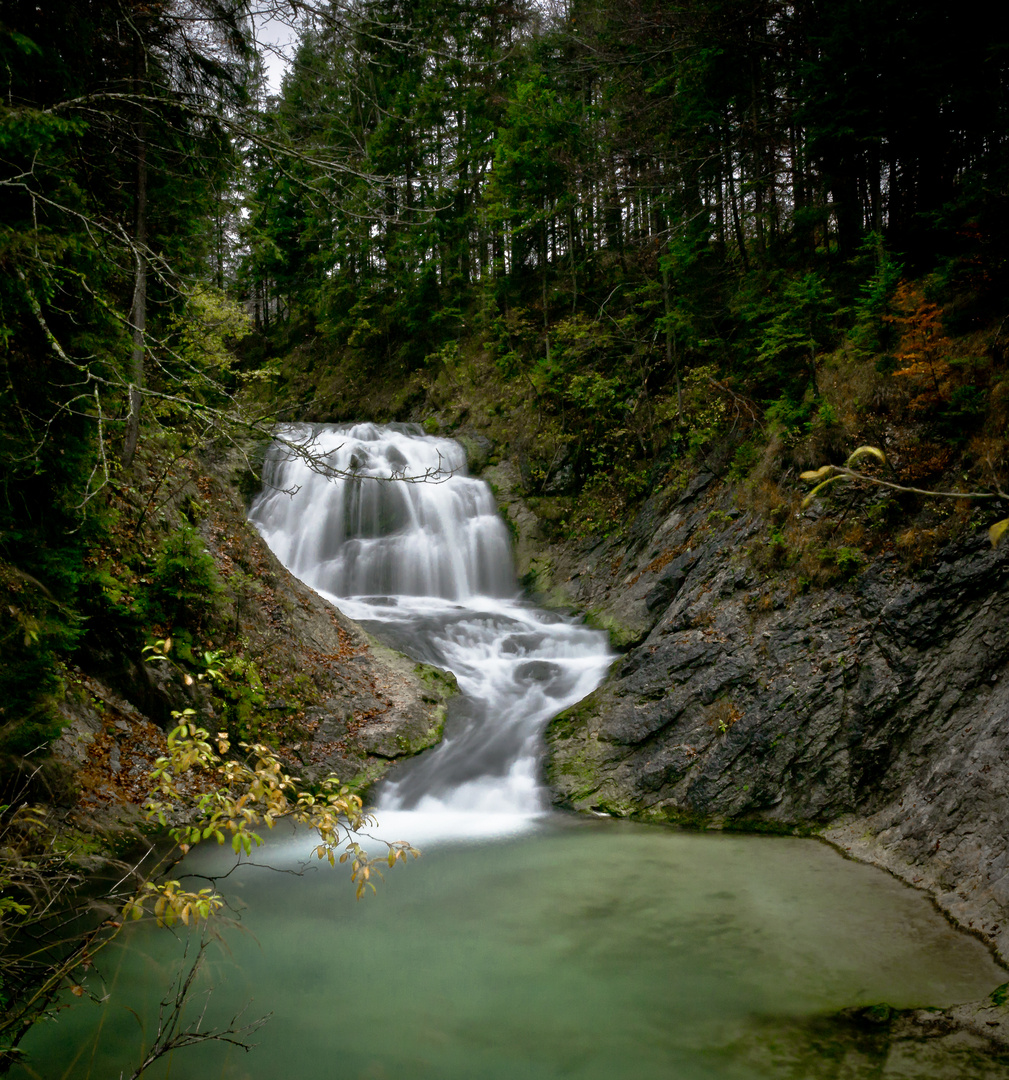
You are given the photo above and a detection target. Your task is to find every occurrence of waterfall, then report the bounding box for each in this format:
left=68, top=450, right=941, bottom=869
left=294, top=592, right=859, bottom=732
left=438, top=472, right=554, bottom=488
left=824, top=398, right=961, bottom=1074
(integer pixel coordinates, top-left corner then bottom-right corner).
left=250, top=423, right=515, bottom=601
left=249, top=423, right=613, bottom=843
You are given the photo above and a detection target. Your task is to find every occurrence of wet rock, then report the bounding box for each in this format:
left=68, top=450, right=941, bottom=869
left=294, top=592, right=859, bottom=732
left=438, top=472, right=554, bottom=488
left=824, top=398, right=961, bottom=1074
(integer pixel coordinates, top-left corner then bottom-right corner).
left=543, top=498, right=1009, bottom=960
left=455, top=432, right=493, bottom=475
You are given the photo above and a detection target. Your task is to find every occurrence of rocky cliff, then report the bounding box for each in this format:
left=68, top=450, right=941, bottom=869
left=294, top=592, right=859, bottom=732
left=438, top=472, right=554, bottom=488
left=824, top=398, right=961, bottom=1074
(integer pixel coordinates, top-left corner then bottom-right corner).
left=51, top=458, right=455, bottom=840
left=489, top=464, right=1009, bottom=963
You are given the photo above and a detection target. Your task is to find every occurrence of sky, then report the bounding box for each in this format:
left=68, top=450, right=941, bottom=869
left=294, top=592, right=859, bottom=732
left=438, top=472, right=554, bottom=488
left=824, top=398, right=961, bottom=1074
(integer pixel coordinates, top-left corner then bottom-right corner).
left=249, top=5, right=300, bottom=93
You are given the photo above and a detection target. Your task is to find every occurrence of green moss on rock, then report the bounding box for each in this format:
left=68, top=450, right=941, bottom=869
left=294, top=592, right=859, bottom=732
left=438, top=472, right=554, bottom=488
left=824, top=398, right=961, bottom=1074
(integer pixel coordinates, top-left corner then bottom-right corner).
left=583, top=608, right=642, bottom=650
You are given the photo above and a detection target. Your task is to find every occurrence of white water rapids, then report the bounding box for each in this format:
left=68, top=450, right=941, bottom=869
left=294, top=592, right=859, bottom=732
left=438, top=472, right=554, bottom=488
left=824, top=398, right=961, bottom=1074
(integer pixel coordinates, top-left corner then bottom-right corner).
left=249, top=423, right=614, bottom=845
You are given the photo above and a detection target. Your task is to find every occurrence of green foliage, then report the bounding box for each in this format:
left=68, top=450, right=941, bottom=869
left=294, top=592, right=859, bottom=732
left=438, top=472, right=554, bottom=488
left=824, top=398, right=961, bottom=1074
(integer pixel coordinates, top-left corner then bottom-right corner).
left=866, top=498, right=902, bottom=531
left=753, top=526, right=792, bottom=571
left=765, top=394, right=814, bottom=439
left=937, top=385, right=988, bottom=444
left=850, top=236, right=904, bottom=357
left=214, top=655, right=267, bottom=740
left=542, top=316, right=631, bottom=413
left=659, top=366, right=730, bottom=461
left=0, top=566, right=80, bottom=757
left=755, top=272, right=836, bottom=390
left=161, top=286, right=253, bottom=405
left=818, top=546, right=865, bottom=579
left=728, top=439, right=762, bottom=482
left=143, top=525, right=223, bottom=630
left=0, top=0, right=261, bottom=783
left=486, top=66, right=582, bottom=251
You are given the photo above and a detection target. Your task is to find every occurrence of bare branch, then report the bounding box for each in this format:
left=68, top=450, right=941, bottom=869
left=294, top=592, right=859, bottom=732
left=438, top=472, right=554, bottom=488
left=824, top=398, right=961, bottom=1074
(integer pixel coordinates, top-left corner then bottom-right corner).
left=124, top=937, right=269, bottom=1080
left=809, top=465, right=1005, bottom=503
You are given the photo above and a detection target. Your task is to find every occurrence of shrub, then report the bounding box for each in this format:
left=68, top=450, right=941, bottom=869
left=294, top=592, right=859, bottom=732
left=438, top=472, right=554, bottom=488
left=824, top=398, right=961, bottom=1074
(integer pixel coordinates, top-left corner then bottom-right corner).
left=144, top=525, right=222, bottom=630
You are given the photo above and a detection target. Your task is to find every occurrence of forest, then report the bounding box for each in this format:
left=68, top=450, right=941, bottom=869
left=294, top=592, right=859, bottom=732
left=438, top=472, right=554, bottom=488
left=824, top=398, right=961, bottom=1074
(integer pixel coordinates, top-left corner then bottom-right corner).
left=2, top=0, right=1009, bottom=1067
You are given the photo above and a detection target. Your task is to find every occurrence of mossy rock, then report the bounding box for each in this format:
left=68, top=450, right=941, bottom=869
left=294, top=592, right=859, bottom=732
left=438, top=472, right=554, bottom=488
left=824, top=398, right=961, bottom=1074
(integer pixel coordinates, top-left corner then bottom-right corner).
left=583, top=608, right=645, bottom=650
left=455, top=433, right=493, bottom=474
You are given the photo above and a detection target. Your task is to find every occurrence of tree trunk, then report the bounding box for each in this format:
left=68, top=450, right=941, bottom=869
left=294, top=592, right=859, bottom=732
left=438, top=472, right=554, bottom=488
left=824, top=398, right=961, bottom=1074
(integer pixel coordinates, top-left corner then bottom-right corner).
left=661, top=254, right=682, bottom=422
left=122, top=115, right=147, bottom=468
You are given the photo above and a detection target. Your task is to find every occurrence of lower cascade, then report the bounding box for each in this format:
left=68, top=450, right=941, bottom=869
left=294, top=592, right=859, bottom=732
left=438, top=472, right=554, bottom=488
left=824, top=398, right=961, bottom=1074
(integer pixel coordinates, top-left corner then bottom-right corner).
left=249, top=422, right=614, bottom=841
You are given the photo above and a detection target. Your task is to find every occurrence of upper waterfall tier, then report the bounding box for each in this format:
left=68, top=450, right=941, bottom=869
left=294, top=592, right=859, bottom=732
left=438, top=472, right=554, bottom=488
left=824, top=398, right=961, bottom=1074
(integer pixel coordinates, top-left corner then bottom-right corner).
left=248, top=423, right=515, bottom=601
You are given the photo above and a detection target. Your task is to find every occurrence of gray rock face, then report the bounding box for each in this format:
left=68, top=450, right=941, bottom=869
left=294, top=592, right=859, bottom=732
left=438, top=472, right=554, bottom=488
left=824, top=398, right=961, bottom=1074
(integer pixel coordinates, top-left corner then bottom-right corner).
left=53, top=460, right=457, bottom=818
left=207, top=521, right=456, bottom=792
left=543, top=486, right=1009, bottom=960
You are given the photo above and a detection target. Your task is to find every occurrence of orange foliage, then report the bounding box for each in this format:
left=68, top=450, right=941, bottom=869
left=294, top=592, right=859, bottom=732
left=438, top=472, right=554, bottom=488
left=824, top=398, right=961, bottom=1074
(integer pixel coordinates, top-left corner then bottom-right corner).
left=884, top=281, right=953, bottom=412
left=898, top=443, right=954, bottom=483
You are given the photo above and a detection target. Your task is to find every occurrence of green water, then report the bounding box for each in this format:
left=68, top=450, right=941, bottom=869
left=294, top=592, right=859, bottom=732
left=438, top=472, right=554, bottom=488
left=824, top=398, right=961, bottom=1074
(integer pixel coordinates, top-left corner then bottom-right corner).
left=15, top=816, right=1008, bottom=1080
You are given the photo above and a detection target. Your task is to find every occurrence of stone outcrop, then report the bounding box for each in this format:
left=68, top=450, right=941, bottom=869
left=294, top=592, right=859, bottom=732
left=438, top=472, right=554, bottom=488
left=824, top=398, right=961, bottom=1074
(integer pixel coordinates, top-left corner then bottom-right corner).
left=526, top=476, right=1009, bottom=962
left=51, top=462, right=455, bottom=837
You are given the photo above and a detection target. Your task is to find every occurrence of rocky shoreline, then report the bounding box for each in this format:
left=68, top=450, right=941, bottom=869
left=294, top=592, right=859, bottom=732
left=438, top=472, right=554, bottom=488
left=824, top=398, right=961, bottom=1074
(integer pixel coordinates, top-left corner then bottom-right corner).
left=537, top=484, right=1009, bottom=950
left=486, top=448, right=1009, bottom=1015
left=479, top=463, right=1009, bottom=1058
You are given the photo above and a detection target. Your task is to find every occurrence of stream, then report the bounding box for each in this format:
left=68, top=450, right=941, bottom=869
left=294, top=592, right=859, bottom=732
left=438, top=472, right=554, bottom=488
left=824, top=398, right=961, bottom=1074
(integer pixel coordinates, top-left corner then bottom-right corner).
left=14, top=424, right=1007, bottom=1080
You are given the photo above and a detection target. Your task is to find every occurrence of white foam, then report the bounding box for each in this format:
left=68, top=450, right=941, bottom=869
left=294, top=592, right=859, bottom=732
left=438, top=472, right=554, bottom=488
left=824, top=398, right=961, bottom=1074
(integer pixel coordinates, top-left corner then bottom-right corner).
left=249, top=425, right=613, bottom=842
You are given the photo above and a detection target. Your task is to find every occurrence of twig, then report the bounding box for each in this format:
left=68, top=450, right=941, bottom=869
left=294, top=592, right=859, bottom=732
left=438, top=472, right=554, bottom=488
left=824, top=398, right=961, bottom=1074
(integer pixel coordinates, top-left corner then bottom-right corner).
left=123, top=937, right=269, bottom=1080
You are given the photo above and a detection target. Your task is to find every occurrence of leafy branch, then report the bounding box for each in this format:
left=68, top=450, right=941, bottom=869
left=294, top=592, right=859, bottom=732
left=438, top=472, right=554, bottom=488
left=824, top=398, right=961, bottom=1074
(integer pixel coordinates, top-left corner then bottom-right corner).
left=801, top=446, right=1009, bottom=547
left=141, top=711, right=418, bottom=902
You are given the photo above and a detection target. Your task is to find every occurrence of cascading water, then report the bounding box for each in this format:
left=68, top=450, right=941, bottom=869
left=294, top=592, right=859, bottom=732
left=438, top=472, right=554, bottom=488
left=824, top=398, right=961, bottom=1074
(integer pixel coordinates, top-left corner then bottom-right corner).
left=12, top=423, right=1006, bottom=1080
left=249, top=422, right=614, bottom=842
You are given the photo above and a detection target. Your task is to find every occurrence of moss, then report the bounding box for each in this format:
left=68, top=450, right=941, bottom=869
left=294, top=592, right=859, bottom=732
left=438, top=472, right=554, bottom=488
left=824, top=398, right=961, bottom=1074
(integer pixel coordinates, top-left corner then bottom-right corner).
left=497, top=505, right=520, bottom=544
left=545, top=690, right=599, bottom=736
left=549, top=787, right=825, bottom=837
left=990, top=984, right=1009, bottom=1008
left=519, top=556, right=553, bottom=597
left=345, top=760, right=392, bottom=797
left=543, top=714, right=614, bottom=805
left=592, top=795, right=641, bottom=818
left=583, top=608, right=641, bottom=650
left=624, top=804, right=711, bottom=829
left=856, top=1004, right=895, bottom=1025
left=722, top=815, right=821, bottom=837
left=455, top=434, right=492, bottom=474
left=546, top=751, right=601, bottom=802
left=415, top=662, right=459, bottom=698
left=51, top=828, right=108, bottom=860
left=393, top=704, right=447, bottom=757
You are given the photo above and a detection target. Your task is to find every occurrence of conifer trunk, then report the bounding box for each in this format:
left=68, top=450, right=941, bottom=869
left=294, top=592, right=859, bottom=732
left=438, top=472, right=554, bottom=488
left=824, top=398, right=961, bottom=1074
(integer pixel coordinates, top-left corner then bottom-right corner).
left=122, top=56, right=147, bottom=469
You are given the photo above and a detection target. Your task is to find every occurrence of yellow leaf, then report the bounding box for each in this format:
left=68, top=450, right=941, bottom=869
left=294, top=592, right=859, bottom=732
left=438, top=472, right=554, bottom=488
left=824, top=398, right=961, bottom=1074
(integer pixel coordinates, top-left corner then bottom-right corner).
left=989, top=518, right=1009, bottom=548
left=845, top=445, right=886, bottom=468
left=801, top=474, right=848, bottom=509
left=799, top=465, right=834, bottom=482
